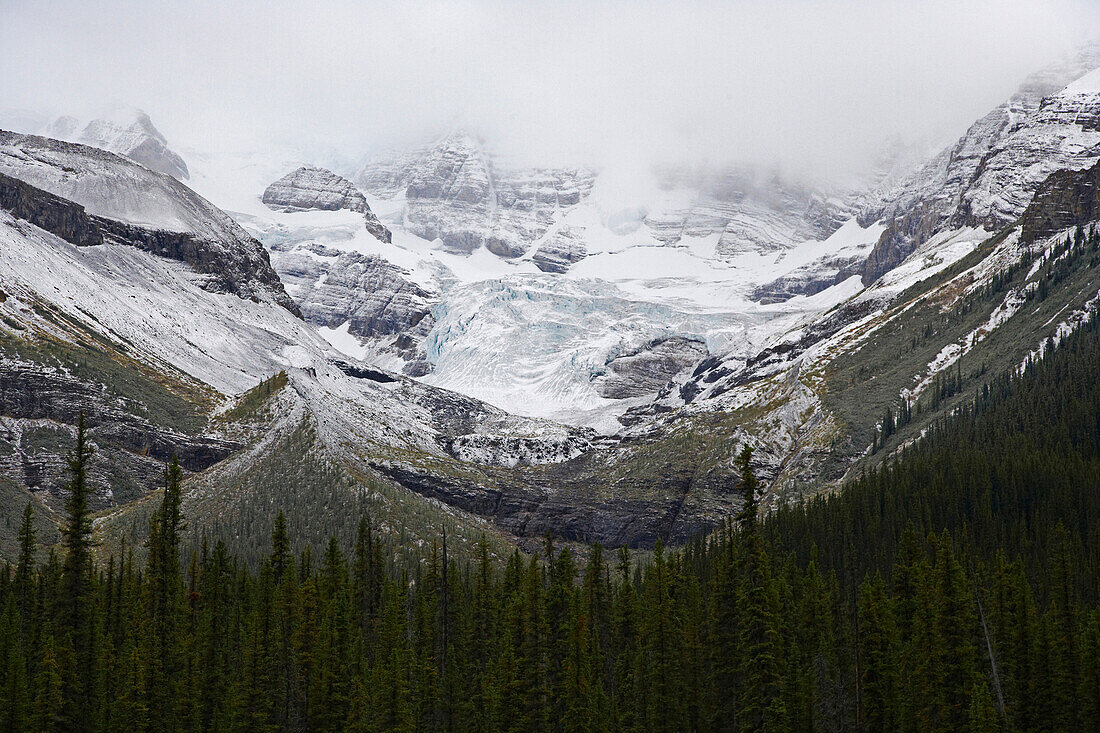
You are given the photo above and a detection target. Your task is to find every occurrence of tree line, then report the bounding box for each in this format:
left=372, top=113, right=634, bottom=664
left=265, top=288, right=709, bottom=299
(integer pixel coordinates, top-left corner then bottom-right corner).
left=2, top=312, right=1100, bottom=730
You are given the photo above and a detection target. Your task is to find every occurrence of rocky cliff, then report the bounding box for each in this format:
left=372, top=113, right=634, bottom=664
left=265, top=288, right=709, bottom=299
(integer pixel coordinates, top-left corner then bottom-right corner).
left=861, top=48, right=1100, bottom=284
left=1020, top=158, right=1100, bottom=243
left=0, top=131, right=298, bottom=313
left=357, top=133, right=596, bottom=265
left=262, top=166, right=392, bottom=242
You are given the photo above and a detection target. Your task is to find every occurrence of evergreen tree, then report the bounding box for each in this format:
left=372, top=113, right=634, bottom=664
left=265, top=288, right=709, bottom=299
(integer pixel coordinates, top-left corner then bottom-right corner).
left=15, top=501, right=37, bottom=615
left=857, top=573, right=899, bottom=731
left=735, top=455, right=786, bottom=733
left=59, top=413, right=95, bottom=732
left=145, top=456, right=185, bottom=731
left=0, top=595, right=30, bottom=731
left=966, top=682, right=997, bottom=733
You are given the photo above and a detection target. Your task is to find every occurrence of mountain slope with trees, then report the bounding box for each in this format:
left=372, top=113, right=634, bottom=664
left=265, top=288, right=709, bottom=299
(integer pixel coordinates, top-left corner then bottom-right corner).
left=3, top=292, right=1100, bottom=731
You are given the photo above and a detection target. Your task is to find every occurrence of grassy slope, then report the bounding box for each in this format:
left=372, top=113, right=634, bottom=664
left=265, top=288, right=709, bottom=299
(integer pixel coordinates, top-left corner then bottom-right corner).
left=822, top=225, right=1100, bottom=479
left=94, top=379, right=521, bottom=568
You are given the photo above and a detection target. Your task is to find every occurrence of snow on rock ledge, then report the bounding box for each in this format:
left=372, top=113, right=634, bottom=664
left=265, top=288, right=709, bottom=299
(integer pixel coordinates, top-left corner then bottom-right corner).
left=262, top=166, right=392, bottom=243
left=446, top=432, right=590, bottom=468
left=0, top=131, right=299, bottom=314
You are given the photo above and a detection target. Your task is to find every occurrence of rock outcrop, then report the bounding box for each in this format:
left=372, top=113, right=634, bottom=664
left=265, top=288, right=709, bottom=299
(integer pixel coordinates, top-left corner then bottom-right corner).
left=0, top=359, right=239, bottom=510
left=861, top=48, right=1100, bottom=284
left=0, top=171, right=103, bottom=247
left=594, top=337, right=708, bottom=399
left=644, top=167, right=852, bottom=257
left=0, top=131, right=299, bottom=314
left=270, top=242, right=435, bottom=372
left=532, top=228, right=588, bottom=273
left=357, top=133, right=595, bottom=263
left=1020, top=158, right=1100, bottom=244
left=751, top=253, right=865, bottom=304
left=262, top=166, right=392, bottom=242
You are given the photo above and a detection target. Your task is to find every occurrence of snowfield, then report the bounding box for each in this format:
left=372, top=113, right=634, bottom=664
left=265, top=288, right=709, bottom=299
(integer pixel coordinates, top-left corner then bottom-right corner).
left=182, top=143, right=886, bottom=429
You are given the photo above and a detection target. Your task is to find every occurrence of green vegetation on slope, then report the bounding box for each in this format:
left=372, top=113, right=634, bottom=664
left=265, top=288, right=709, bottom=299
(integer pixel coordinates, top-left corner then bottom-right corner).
left=6, top=284, right=1100, bottom=730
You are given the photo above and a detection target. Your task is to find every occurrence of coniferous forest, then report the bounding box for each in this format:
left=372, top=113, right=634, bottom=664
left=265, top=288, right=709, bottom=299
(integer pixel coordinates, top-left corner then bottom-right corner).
left=2, top=313, right=1100, bottom=732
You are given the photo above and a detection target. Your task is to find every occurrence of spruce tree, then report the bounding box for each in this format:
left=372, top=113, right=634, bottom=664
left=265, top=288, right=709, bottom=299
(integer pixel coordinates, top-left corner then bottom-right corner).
left=857, top=573, right=899, bottom=731
left=15, top=501, right=37, bottom=615
left=966, top=681, right=997, bottom=733
left=146, top=456, right=185, bottom=732
left=735, top=453, right=786, bottom=733
left=271, top=511, right=291, bottom=585
left=59, top=413, right=95, bottom=732
left=60, top=414, right=93, bottom=623
left=1, top=595, right=30, bottom=731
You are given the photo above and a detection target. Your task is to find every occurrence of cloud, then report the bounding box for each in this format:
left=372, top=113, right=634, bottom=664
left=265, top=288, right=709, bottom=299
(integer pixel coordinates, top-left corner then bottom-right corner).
left=2, top=0, right=1098, bottom=180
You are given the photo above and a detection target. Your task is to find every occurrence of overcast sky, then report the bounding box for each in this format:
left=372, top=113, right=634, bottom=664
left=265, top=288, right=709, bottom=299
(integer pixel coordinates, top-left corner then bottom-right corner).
left=2, top=0, right=1098, bottom=181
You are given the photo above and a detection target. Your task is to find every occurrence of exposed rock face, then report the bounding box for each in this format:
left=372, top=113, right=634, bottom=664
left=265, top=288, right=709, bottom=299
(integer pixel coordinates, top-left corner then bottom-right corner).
left=445, top=433, right=589, bottom=468
left=97, top=217, right=299, bottom=311
left=1020, top=158, right=1100, bottom=244
left=751, top=253, right=865, bottom=304
left=0, top=360, right=239, bottom=510
left=270, top=242, right=435, bottom=371
left=644, top=167, right=852, bottom=257
left=357, top=133, right=596, bottom=263
left=0, top=131, right=298, bottom=314
left=861, top=48, right=1100, bottom=284
left=595, top=337, right=708, bottom=399
left=0, top=172, right=103, bottom=247
left=262, top=166, right=392, bottom=242
left=532, top=228, right=588, bottom=273
left=367, top=426, right=744, bottom=548
left=357, top=134, right=857, bottom=274
left=47, top=109, right=189, bottom=180
left=405, top=134, right=493, bottom=203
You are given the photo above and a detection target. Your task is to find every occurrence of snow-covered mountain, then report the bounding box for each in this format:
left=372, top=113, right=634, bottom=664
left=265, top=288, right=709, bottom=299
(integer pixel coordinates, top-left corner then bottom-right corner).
left=215, top=44, right=1100, bottom=431
left=860, top=45, right=1100, bottom=284
left=0, top=131, right=738, bottom=553
left=3, top=47, right=1100, bottom=556
left=0, top=131, right=293, bottom=311
left=44, top=108, right=190, bottom=180
left=216, top=131, right=884, bottom=429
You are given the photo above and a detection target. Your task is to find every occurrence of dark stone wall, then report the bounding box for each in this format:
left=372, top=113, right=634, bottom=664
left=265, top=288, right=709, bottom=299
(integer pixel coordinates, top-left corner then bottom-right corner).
left=1020, top=159, right=1100, bottom=244
left=0, top=171, right=103, bottom=247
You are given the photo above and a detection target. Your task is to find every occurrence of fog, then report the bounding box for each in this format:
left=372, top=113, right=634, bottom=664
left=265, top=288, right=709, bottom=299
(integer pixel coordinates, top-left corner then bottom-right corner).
left=2, top=0, right=1098, bottom=181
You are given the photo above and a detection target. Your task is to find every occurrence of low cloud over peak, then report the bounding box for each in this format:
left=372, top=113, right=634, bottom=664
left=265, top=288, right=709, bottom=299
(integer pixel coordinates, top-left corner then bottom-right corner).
left=2, top=0, right=1098, bottom=182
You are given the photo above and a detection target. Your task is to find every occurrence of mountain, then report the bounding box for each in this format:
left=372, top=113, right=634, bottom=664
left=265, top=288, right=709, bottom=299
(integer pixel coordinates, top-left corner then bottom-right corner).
left=629, top=57, right=1100, bottom=508
left=2, top=50, right=1100, bottom=561
left=239, top=133, right=882, bottom=428
left=0, top=131, right=294, bottom=311
left=45, top=107, right=190, bottom=180
left=860, top=45, right=1100, bottom=284
left=355, top=132, right=858, bottom=268
left=0, top=130, right=741, bottom=557
left=357, top=132, right=596, bottom=262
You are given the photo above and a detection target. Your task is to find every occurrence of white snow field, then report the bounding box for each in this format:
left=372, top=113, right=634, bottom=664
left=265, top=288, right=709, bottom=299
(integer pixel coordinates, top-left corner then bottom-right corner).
left=180, top=140, right=885, bottom=431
